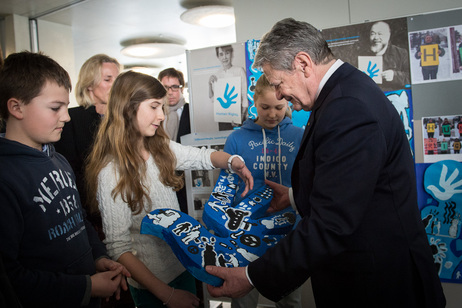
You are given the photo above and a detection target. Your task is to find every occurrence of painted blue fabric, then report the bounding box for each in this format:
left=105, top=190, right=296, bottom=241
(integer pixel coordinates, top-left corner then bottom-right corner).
left=141, top=169, right=299, bottom=286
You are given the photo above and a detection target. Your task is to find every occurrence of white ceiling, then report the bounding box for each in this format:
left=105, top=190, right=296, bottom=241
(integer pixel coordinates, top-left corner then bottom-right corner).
left=0, top=0, right=237, bottom=78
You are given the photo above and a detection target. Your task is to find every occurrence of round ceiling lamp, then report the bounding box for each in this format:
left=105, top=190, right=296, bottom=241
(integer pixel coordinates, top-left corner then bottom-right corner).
left=180, top=5, right=235, bottom=28
left=120, top=37, right=186, bottom=59
left=123, top=64, right=162, bottom=76
left=121, top=43, right=185, bottom=58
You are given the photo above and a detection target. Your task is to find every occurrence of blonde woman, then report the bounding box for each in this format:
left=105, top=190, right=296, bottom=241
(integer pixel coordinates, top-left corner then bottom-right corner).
left=54, top=54, right=121, bottom=236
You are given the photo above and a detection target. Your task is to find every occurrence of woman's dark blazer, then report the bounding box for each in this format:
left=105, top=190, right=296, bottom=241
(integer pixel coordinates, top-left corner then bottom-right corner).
left=248, top=63, right=445, bottom=307
left=53, top=105, right=100, bottom=214
left=177, top=103, right=191, bottom=143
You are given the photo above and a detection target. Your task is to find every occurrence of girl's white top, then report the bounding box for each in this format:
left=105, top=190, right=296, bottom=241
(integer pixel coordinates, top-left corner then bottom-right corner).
left=97, top=141, right=215, bottom=288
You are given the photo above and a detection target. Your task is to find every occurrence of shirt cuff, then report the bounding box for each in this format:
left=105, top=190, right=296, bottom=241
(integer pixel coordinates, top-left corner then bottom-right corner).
left=245, top=266, right=254, bottom=287
left=81, top=275, right=91, bottom=306
left=288, top=187, right=297, bottom=213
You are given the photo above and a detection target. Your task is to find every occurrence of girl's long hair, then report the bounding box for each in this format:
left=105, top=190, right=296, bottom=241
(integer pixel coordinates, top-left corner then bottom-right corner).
left=86, top=71, right=183, bottom=215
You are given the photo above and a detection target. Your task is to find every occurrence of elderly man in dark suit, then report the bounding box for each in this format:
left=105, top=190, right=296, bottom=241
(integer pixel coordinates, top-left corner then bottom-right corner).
left=206, top=18, right=445, bottom=307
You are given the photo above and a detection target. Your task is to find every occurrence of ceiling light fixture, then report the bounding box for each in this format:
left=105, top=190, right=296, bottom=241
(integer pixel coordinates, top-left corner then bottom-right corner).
left=120, top=37, right=186, bottom=59
left=180, top=5, right=235, bottom=28
left=123, top=64, right=162, bottom=76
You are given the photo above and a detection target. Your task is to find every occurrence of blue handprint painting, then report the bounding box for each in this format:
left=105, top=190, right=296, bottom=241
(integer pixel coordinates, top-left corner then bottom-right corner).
left=217, top=83, right=238, bottom=109
left=417, top=160, right=462, bottom=283
left=358, top=56, right=383, bottom=84
left=141, top=169, right=299, bottom=286
left=213, top=76, right=242, bottom=125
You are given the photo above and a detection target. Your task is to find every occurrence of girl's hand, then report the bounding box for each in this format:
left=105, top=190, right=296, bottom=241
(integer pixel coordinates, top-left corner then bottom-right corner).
left=230, top=156, right=254, bottom=197
left=164, top=288, right=200, bottom=308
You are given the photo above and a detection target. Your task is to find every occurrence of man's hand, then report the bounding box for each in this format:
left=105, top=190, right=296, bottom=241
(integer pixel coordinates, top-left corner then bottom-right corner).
left=382, top=69, right=395, bottom=81
left=209, top=74, right=218, bottom=84
left=206, top=266, right=253, bottom=298
left=265, top=180, right=291, bottom=213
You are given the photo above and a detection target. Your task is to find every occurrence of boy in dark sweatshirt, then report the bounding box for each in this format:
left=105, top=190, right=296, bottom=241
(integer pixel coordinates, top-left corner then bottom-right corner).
left=0, top=51, right=130, bottom=308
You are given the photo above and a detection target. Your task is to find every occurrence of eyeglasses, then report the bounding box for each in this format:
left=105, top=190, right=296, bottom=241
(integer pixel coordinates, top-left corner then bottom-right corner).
left=164, top=84, right=183, bottom=92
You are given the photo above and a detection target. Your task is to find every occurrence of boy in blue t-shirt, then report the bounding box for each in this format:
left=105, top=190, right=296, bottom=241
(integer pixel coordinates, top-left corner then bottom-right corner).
left=0, top=51, right=130, bottom=308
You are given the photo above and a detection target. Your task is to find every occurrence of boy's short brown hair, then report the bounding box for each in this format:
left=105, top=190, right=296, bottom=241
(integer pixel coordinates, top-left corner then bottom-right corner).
left=0, top=51, right=72, bottom=121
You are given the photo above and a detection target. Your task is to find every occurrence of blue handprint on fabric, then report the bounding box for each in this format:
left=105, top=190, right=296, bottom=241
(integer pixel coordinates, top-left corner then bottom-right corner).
left=364, top=61, right=379, bottom=78
left=217, top=83, right=238, bottom=109
left=141, top=169, right=299, bottom=286
left=420, top=160, right=462, bottom=282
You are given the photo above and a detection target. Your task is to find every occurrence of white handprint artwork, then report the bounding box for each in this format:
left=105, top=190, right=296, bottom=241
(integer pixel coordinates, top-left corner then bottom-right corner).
left=426, top=163, right=462, bottom=201
left=420, top=160, right=462, bottom=282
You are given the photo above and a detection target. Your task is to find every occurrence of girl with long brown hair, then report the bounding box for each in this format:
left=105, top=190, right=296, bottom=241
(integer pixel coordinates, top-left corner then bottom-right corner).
left=86, top=71, right=253, bottom=308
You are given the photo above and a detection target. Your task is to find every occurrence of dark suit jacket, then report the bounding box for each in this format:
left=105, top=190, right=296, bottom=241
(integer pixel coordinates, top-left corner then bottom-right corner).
left=53, top=106, right=101, bottom=226
left=176, top=103, right=191, bottom=143
left=248, top=63, right=445, bottom=307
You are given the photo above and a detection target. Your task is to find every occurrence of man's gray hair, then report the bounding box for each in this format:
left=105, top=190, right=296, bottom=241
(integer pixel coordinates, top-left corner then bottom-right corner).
left=253, top=18, right=334, bottom=71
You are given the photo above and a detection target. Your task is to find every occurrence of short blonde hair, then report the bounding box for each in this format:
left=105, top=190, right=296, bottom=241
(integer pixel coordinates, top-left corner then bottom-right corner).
left=75, top=54, right=121, bottom=108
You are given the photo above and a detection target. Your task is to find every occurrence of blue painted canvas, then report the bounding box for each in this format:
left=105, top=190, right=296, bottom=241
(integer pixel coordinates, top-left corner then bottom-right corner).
left=141, top=169, right=299, bottom=286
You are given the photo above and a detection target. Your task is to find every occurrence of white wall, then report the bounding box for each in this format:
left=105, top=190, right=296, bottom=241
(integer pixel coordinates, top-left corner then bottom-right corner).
left=3, top=14, right=30, bottom=56
left=36, top=19, right=77, bottom=106
left=234, top=0, right=462, bottom=41
left=232, top=1, right=462, bottom=307
left=2, top=15, right=77, bottom=106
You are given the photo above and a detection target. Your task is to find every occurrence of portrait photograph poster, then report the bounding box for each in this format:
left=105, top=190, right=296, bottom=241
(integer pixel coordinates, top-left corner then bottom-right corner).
left=422, top=115, right=462, bottom=163
left=320, top=17, right=414, bottom=156
left=409, top=25, right=462, bottom=84
left=321, top=17, right=410, bottom=92
left=187, top=42, right=247, bottom=134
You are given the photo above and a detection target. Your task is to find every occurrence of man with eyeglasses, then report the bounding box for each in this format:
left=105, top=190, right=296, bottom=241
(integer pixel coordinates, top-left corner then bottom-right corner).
left=158, top=68, right=191, bottom=143
left=158, top=68, right=191, bottom=214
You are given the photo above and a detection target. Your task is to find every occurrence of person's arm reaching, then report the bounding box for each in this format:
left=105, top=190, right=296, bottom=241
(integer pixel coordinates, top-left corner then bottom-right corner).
left=210, top=151, right=254, bottom=196
left=117, top=252, right=200, bottom=308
